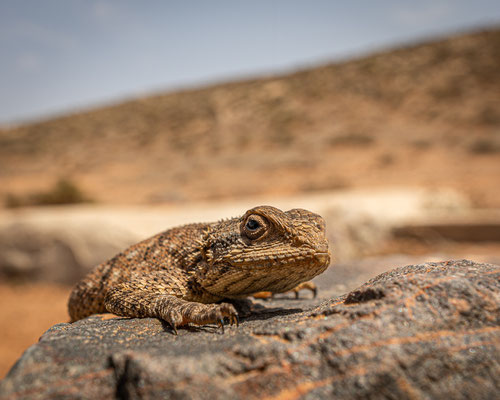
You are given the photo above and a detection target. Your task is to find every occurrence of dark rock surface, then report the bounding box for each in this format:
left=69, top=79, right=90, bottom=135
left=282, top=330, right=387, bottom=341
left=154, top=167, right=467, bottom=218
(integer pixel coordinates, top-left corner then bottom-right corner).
left=1, top=259, right=499, bottom=399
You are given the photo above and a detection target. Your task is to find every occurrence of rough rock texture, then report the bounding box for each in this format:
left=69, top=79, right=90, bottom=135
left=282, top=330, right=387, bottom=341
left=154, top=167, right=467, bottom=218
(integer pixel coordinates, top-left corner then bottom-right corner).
left=1, top=260, right=499, bottom=399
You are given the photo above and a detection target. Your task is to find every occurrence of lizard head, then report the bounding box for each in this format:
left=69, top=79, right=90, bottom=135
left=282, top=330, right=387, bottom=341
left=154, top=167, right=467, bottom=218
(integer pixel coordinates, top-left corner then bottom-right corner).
left=198, top=205, right=331, bottom=297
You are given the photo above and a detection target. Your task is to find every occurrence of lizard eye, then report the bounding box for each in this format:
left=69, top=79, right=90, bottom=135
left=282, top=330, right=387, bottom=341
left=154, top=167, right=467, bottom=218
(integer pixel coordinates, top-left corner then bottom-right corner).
left=245, top=218, right=260, bottom=231
left=242, top=215, right=268, bottom=240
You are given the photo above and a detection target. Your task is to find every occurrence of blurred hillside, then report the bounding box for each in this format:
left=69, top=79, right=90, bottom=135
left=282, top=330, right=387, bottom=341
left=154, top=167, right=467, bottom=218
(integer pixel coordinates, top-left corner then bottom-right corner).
left=1, top=28, right=499, bottom=207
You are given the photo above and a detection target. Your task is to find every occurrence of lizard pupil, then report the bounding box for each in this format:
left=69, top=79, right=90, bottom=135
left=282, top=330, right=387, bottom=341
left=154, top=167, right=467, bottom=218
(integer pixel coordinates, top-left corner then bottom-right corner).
left=246, top=219, right=260, bottom=231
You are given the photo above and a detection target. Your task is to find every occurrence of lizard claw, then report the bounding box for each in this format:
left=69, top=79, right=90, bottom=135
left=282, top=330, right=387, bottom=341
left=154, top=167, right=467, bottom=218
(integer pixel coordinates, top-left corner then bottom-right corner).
left=291, top=281, right=318, bottom=299
left=230, top=314, right=239, bottom=327
left=217, top=318, right=225, bottom=334
left=216, top=303, right=238, bottom=330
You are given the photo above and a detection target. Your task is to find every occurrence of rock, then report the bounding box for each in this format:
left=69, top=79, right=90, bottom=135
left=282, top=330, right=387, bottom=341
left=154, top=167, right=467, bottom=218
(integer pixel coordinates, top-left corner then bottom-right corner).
left=0, top=219, right=138, bottom=284
left=393, top=219, right=500, bottom=242
left=1, top=260, right=498, bottom=399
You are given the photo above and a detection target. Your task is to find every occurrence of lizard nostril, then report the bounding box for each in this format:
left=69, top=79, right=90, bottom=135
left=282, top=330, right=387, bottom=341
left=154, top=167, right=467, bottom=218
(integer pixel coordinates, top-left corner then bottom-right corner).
left=312, top=241, right=329, bottom=254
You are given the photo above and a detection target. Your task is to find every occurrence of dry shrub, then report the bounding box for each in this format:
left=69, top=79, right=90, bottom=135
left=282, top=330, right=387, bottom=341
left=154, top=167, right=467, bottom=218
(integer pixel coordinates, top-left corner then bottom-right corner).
left=329, top=133, right=375, bottom=147
left=6, top=179, right=92, bottom=208
left=468, top=138, right=500, bottom=154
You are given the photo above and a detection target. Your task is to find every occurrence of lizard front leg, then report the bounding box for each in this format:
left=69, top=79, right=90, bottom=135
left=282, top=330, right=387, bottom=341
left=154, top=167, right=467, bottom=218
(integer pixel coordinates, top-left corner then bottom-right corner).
left=104, top=278, right=238, bottom=334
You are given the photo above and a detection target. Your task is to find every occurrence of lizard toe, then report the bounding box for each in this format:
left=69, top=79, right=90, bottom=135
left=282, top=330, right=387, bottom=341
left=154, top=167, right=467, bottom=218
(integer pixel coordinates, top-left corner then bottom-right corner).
left=218, top=303, right=239, bottom=327
left=217, top=318, right=225, bottom=334
left=164, top=310, right=183, bottom=334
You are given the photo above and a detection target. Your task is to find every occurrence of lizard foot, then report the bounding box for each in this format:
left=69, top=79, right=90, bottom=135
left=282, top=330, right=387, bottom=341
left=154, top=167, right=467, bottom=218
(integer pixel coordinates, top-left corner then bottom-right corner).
left=162, top=301, right=238, bottom=334
left=104, top=286, right=239, bottom=335
left=291, top=281, right=317, bottom=299
left=251, top=281, right=318, bottom=300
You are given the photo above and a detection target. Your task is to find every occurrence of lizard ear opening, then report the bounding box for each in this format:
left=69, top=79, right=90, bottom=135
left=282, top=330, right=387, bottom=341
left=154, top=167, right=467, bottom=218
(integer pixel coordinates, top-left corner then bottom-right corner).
left=242, top=214, right=269, bottom=240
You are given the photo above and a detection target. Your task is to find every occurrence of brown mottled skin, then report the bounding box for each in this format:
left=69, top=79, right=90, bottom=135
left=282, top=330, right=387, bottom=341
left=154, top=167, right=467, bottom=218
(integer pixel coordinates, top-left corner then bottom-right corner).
left=68, top=206, right=331, bottom=333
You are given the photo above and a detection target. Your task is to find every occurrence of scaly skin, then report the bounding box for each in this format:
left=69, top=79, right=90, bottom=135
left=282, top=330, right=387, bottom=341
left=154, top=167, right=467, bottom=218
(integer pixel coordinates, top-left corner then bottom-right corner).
left=68, top=206, right=331, bottom=333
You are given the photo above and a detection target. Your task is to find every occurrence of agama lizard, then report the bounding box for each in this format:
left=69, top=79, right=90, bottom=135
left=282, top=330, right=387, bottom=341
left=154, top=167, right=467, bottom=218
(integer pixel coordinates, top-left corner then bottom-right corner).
left=68, top=206, right=331, bottom=333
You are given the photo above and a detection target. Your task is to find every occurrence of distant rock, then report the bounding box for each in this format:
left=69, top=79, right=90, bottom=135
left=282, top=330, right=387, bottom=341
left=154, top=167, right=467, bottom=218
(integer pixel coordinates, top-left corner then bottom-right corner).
left=0, top=219, right=137, bottom=284
left=0, top=189, right=471, bottom=284
left=1, top=260, right=498, bottom=399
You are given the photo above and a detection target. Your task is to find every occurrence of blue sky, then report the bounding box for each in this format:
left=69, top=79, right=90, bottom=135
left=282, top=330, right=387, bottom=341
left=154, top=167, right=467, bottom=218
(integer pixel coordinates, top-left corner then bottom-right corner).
left=1, top=0, right=499, bottom=125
